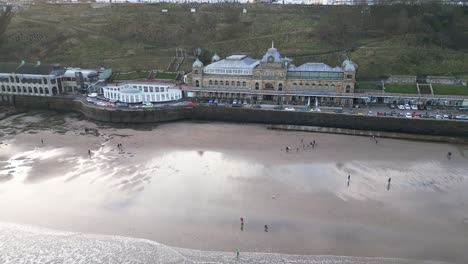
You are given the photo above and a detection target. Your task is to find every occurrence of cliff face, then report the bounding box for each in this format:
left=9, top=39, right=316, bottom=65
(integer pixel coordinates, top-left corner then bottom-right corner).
left=1, top=3, right=468, bottom=78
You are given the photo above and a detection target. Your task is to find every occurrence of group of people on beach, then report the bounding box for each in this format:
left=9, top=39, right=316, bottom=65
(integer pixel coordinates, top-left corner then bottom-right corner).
left=283, top=138, right=316, bottom=153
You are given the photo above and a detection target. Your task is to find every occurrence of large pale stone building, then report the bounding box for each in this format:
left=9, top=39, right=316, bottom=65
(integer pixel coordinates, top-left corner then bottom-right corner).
left=186, top=43, right=356, bottom=105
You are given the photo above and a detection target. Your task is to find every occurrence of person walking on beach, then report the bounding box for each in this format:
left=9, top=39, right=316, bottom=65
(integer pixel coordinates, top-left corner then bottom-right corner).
left=88, top=150, right=91, bottom=157
left=240, top=217, right=244, bottom=224
left=41, top=139, right=44, bottom=144
left=264, top=225, right=268, bottom=232
left=236, top=248, right=240, bottom=259
left=348, top=174, right=351, bottom=181
left=447, top=152, right=452, bottom=159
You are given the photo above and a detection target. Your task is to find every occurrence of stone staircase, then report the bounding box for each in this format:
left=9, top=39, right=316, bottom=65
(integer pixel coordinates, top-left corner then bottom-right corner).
left=417, top=83, right=433, bottom=95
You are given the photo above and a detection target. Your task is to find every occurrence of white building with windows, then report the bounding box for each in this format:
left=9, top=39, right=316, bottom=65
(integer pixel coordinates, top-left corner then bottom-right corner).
left=102, top=81, right=182, bottom=103
left=62, top=68, right=100, bottom=94
left=0, top=62, right=66, bottom=96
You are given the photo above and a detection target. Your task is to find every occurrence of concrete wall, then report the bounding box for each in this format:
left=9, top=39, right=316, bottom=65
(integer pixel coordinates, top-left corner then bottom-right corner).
left=12, top=96, right=192, bottom=123
left=386, top=75, right=417, bottom=84
left=10, top=95, right=468, bottom=139
left=192, top=106, right=468, bottom=138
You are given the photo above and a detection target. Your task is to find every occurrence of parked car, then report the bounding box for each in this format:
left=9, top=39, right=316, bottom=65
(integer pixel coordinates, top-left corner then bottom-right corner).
left=411, top=105, right=418, bottom=110
left=208, top=98, right=214, bottom=104
left=367, top=111, right=373, bottom=116
left=214, top=99, right=219, bottom=104
left=391, top=111, right=397, bottom=116
left=87, top=93, right=97, bottom=98
left=425, top=105, right=432, bottom=111
left=405, top=113, right=412, bottom=118
left=232, top=99, right=237, bottom=105
left=285, top=107, right=295, bottom=111
left=86, top=98, right=93, bottom=102
left=404, top=104, right=411, bottom=110
left=252, top=104, right=261, bottom=109
left=457, top=107, right=468, bottom=111
left=455, top=115, right=468, bottom=120
left=398, top=105, right=405, bottom=110
left=334, top=109, right=344, bottom=113
left=116, top=102, right=128, bottom=107
left=389, top=104, right=396, bottom=109
left=398, top=113, right=405, bottom=117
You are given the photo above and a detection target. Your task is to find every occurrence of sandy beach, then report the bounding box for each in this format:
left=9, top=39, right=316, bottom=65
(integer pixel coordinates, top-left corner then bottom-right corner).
left=0, top=111, right=467, bottom=263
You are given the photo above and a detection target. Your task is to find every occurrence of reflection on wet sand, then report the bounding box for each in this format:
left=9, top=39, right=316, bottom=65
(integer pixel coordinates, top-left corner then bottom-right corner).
left=0, top=112, right=467, bottom=263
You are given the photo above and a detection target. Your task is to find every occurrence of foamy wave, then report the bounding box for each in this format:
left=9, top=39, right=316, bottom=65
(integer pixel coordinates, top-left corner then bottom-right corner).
left=0, top=223, right=451, bottom=264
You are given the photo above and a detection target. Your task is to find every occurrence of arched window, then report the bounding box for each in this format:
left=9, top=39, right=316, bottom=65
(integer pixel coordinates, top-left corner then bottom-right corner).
left=237, top=81, right=241, bottom=86
left=324, top=84, right=329, bottom=92
left=6, top=85, right=10, bottom=92
left=305, top=84, right=310, bottom=90
left=242, top=81, right=246, bottom=86
left=299, top=83, right=303, bottom=90
left=28, top=87, right=32, bottom=93
left=231, top=81, right=235, bottom=86
left=9, top=76, right=14, bottom=82
left=346, top=85, right=351, bottom=93
left=293, top=83, right=297, bottom=90
left=34, top=87, right=38, bottom=93
left=23, top=86, right=26, bottom=93
left=318, top=84, right=322, bottom=92
left=12, top=86, right=16, bottom=93
left=195, top=80, right=200, bottom=87
left=255, top=82, right=259, bottom=90
left=220, top=81, right=224, bottom=86
left=43, top=78, right=48, bottom=84
left=1, top=85, right=5, bottom=92
left=311, top=84, right=316, bottom=91
left=45, top=88, right=49, bottom=94
left=39, top=87, right=44, bottom=94
left=209, top=80, right=213, bottom=85
left=215, top=80, right=218, bottom=85
left=278, top=83, right=283, bottom=91
left=330, top=84, right=335, bottom=92
left=51, top=79, right=56, bottom=84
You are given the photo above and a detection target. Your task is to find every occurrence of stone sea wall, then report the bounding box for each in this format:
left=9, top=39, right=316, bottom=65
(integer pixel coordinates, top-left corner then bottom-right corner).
left=8, top=95, right=468, bottom=139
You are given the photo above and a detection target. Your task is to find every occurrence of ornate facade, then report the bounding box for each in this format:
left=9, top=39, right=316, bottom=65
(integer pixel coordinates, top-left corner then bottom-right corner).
left=186, top=43, right=356, bottom=104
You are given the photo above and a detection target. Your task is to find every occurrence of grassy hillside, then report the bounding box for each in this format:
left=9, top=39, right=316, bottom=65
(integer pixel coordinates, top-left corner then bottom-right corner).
left=0, top=3, right=467, bottom=79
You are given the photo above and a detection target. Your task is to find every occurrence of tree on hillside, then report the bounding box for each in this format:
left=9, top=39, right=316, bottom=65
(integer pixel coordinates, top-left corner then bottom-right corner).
left=0, top=6, right=13, bottom=45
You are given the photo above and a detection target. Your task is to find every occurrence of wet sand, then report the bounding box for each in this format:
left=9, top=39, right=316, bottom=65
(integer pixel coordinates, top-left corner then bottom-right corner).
left=0, top=111, right=467, bottom=263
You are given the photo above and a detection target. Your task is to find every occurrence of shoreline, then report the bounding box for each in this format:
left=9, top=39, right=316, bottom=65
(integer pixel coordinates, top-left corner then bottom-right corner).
left=0, top=222, right=451, bottom=264
left=268, top=124, right=468, bottom=144
left=1, top=113, right=467, bottom=263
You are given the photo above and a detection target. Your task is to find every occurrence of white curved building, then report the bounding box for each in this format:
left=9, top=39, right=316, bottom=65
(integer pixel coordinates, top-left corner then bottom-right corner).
left=102, top=81, right=182, bottom=103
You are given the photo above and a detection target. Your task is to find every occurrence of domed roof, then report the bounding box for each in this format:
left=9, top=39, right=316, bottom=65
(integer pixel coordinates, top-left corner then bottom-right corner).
left=342, top=58, right=356, bottom=72
left=261, top=41, right=283, bottom=63
left=211, top=53, right=220, bottom=62
left=192, top=58, right=204, bottom=68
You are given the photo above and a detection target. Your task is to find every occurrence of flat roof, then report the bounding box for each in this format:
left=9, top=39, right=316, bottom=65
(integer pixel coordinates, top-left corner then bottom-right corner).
left=0, top=63, right=65, bottom=75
